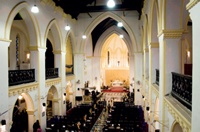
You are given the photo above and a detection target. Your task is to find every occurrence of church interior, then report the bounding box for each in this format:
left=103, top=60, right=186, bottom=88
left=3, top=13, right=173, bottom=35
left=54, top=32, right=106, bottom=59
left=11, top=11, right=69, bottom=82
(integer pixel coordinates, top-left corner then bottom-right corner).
left=0, top=0, right=199, bottom=132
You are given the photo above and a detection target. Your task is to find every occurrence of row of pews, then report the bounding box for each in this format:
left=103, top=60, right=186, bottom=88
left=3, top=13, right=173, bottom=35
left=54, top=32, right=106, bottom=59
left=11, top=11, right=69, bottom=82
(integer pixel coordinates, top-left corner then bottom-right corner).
left=103, top=102, right=148, bottom=132
left=46, top=103, right=104, bottom=132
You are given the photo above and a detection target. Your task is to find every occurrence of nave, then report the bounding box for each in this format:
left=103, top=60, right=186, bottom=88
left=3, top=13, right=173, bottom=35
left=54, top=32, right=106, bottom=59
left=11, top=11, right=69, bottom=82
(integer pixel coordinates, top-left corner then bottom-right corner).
left=45, top=91, right=147, bottom=132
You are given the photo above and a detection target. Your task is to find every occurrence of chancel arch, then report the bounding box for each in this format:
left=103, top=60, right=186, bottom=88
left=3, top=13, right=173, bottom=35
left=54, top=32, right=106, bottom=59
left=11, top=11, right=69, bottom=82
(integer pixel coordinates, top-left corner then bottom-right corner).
left=100, top=33, right=130, bottom=88
left=81, top=12, right=139, bottom=53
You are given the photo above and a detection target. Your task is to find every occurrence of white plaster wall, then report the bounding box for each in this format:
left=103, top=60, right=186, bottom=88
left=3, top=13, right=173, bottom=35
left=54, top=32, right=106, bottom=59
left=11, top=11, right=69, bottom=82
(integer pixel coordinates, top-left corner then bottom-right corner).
left=10, top=24, right=29, bottom=70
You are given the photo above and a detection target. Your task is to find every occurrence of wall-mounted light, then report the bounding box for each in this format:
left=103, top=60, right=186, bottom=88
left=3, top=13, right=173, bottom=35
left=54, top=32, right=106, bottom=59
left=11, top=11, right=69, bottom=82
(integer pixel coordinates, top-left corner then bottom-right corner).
left=26, top=53, right=30, bottom=59
left=1, top=120, right=6, bottom=125
left=76, top=80, right=80, bottom=84
left=146, top=106, right=150, bottom=111
left=187, top=51, right=190, bottom=58
left=1, top=119, right=6, bottom=131
left=42, top=103, right=46, bottom=107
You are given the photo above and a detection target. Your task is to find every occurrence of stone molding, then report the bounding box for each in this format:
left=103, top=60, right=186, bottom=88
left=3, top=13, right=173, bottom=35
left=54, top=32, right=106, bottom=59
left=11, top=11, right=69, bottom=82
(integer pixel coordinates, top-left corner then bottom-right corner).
left=186, top=0, right=200, bottom=10
left=149, top=42, right=159, bottom=48
left=164, top=98, right=191, bottom=131
left=158, top=30, right=183, bottom=39
left=151, top=84, right=159, bottom=97
left=9, top=82, right=39, bottom=97
left=45, top=78, right=61, bottom=87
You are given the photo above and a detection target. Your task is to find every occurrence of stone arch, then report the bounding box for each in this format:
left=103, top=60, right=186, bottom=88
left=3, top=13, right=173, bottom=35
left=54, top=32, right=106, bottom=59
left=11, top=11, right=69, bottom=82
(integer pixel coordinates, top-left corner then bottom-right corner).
left=46, top=85, right=59, bottom=118
left=164, top=0, right=184, bottom=29
left=171, top=121, right=183, bottom=132
left=11, top=93, right=35, bottom=132
left=81, top=12, right=139, bottom=53
left=65, top=30, right=76, bottom=54
left=5, top=1, right=40, bottom=47
left=142, top=14, right=149, bottom=50
left=44, top=19, right=62, bottom=51
left=149, top=0, right=160, bottom=42
left=94, top=25, right=132, bottom=56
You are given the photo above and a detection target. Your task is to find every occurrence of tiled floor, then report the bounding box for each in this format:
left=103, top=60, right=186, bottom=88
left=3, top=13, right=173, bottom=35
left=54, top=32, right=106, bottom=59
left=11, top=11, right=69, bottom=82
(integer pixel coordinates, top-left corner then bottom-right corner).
left=90, top=108, right=108, bottom=132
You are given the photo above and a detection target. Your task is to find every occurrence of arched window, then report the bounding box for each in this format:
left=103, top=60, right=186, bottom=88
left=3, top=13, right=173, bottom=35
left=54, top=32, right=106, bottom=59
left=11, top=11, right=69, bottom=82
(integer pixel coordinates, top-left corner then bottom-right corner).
left=16, top=35, right=20, bottom=69
left=107, top=51, right=110, bottom=65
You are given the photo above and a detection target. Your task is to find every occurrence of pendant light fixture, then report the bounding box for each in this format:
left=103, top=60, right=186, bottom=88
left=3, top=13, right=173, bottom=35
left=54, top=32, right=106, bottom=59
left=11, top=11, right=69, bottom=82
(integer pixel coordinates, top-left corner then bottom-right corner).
left=31, top=0, right=39, bottom=13
left=107, top=0, right=115, bottom=8
left=65, top=25, right=71, bottom=31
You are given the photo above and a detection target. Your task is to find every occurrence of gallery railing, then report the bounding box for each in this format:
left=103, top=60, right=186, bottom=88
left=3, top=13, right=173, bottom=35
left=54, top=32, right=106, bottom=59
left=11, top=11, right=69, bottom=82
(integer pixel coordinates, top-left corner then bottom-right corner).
left=9, top=69, right=35, bottom=86
left=156, top=69, right=159, bottom=85
left=171, top=72, right=192, bottom=110
left=66, top=64, right=74, bottom=75
left=46, top=68, right=59, bottom=79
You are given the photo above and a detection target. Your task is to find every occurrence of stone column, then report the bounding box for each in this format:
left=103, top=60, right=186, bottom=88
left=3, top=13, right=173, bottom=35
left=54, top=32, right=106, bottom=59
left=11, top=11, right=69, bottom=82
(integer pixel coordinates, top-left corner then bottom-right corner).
left=129, top=55, right=134, bottom=93
left=36, top=47, right=46, bottom=130
left=148, top=42, right=159, bottom=132
left=26, top=110, right=35, bottom=132
left=187, top=1, right=200, bottom=131
left=158, top=30, right=182, bottom=131
left=54, top=51, right=66, bottom=115
left=74, top=53, right=84, bottom=104
left=0, top=39, right=10, bottom=132
left=134, top=52, right=143, bottom=105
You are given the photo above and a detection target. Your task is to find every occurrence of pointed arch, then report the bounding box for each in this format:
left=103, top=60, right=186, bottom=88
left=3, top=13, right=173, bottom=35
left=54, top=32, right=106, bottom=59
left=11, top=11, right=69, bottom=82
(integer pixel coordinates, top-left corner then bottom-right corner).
left=149, top=0, right=160, bottom=42
left=5, top=1, right=40, bottom=47
left=44, top=19, right=62, bottom=51
left=94, top=25, right=132, bottom=56
left=81, top=12, right=139, bottom=53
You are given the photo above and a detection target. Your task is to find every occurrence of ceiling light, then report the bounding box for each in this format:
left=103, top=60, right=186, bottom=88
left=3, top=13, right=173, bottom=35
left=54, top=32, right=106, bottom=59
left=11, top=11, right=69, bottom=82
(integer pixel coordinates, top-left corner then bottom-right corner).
left=107, top=0, right=115, bottom=8
left=119, top=35, right=124, bottom=38
left=31, top=5, right=39, bottom=13
left=117, top=22, right=123, bottom=27
left=31, top=0, right=39, bottom=13
left=82, top=35, right=87, bottom=39
left=65, top=25, right=70, bottom=31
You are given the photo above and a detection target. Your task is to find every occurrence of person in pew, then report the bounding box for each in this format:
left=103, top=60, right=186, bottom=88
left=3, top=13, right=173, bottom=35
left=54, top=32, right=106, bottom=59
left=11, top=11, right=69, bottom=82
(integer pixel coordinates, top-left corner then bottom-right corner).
left=75, top=121, right=82, bottom=132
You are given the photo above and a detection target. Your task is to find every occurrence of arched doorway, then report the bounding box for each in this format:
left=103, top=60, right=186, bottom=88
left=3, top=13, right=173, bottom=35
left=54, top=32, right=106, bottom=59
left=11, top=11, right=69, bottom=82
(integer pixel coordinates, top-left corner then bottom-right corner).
left=46, top=86, right=59, bottom=120
left=172, top=122, right=183, bottom=132
left=11, top=93, right=34, bottom=132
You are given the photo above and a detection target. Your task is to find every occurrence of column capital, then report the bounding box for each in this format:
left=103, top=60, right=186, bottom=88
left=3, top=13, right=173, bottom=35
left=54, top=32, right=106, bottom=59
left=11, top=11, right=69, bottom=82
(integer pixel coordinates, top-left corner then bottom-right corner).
left=0, top=38, right=11, bottom=47
left=158, top=29, right=183, bottom=39
left=186, top=0, right=200, bottom=10
left=29, top=46, right=47, bottom=51
left=54, top=50, right=66, bottom=54
left=149, top=42, right=159, bottom=48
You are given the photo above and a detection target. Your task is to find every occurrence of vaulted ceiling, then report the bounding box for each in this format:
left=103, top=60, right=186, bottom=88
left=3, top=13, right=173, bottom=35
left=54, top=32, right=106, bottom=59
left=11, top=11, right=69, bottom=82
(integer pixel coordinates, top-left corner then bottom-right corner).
left=52, top=0, right=144, bottom=20
left=52, top=0, right=144, bottom=52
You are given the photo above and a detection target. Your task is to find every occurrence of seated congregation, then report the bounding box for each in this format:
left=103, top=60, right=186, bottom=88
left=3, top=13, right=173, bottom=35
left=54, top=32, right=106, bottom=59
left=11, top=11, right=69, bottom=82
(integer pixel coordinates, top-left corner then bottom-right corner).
left=45, top=91, right=147, bottom=132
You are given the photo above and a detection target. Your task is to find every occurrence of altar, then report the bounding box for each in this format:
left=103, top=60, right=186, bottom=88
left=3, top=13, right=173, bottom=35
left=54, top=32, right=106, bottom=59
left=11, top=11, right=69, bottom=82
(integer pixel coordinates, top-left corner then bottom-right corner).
left=111, top=80, right=124, bottom=87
